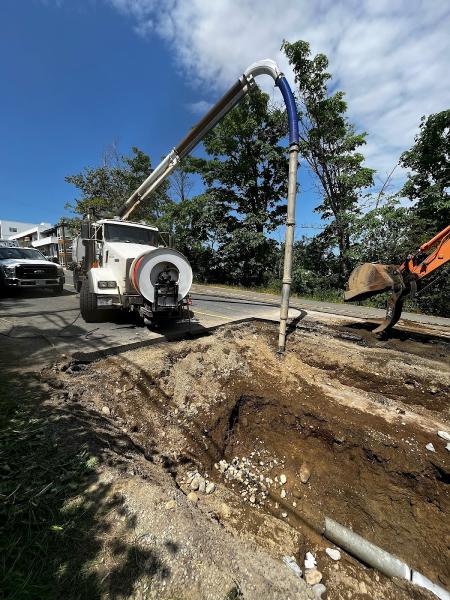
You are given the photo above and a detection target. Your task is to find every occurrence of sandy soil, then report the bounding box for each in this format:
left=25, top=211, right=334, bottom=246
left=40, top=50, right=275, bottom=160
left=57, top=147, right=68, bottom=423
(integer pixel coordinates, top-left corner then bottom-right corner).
left=44, top=318, right=450, bottom=599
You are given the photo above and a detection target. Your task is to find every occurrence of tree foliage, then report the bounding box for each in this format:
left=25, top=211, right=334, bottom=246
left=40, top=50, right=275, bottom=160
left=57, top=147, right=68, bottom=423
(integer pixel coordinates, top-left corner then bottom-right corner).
left=184, top=87, right=288, bottom=286
left=400, top=109, right=450, bottom=239
left=282, top=40, right=375, bottom=282
left=65, top=147, right=172, bottom=224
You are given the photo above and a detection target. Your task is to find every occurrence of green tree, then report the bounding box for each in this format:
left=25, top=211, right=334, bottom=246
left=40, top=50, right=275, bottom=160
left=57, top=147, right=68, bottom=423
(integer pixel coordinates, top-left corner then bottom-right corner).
left=65, top=147, right=172, bottom=224
left=282, top=40, right=375, bottom=284
left=355, top=197, right=411, bottom=264
left=291, top=235, right=340, bottom=297
left=186, top=87, right=288, bottom=286
left=159, top=193, right=230, bottom=281
left=400, top=109, right=450, bottom=238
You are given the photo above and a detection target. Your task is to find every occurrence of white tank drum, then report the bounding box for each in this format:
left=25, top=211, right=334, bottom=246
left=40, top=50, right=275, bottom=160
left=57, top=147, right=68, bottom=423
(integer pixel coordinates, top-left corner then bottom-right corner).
left=129, top=248, right=192, bottom=308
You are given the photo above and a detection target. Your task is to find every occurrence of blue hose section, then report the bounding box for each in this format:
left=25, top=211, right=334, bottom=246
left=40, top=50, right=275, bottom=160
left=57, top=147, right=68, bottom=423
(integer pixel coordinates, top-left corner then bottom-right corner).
left=276, top=75, right=299, bottom=146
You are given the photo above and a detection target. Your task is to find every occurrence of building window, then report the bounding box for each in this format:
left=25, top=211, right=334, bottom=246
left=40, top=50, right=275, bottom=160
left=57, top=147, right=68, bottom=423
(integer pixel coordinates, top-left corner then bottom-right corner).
left=9, top=227, right=17, bottom=232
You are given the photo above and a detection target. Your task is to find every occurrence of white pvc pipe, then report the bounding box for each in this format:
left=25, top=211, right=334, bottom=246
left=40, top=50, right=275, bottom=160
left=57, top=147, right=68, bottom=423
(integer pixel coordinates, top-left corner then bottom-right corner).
left=324, top=518, right=450, bottom=600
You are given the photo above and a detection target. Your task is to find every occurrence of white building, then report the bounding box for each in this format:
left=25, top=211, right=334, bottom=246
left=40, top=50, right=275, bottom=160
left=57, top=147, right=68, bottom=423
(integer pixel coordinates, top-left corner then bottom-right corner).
left=8, top=222, right=72, bottom=266
left=0, top=219, right=43, bottom=239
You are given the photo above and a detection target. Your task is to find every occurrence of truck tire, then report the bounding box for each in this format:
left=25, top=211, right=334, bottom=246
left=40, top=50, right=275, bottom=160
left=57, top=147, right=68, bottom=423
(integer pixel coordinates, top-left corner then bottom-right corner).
left=73, top=271, right=82, bottom=292
left=80, top=281, right=102, bottom=322
left=53, top=281, right=64, bottom=294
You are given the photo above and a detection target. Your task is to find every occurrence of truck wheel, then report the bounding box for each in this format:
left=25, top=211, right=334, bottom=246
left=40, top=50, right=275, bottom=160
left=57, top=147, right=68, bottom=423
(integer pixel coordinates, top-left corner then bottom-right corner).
left=73, top=272, right=82, bottom=292
left=80, top=281, right=102, bottom=322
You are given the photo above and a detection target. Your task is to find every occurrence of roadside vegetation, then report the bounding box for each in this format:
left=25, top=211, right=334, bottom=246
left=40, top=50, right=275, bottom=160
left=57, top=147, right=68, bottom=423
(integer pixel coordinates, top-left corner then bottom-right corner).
left=64, top=40, right=449, bottom=316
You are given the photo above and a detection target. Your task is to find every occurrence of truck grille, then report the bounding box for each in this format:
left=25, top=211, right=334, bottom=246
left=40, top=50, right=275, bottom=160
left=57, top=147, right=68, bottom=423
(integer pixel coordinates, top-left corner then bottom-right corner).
left=16, top=264, right=58, bottom=279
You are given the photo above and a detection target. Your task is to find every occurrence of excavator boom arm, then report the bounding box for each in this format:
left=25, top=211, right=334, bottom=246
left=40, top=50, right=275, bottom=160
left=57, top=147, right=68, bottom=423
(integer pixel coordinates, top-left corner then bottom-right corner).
left=402, top=224, right=450, bottom=279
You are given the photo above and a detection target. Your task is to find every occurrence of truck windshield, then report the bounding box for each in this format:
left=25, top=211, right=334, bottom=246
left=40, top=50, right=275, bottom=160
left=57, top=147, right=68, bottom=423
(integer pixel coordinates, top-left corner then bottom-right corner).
left=0, top=248, right=47, bottom=260
left=104, top=224, right=158, bottom=246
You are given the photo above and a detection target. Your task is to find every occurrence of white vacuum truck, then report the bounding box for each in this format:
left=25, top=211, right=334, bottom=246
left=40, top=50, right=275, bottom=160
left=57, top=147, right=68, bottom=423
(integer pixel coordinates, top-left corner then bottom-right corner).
left=72, top=59, right=300, bottom=350
left=72, top=219, right=192, bottom=322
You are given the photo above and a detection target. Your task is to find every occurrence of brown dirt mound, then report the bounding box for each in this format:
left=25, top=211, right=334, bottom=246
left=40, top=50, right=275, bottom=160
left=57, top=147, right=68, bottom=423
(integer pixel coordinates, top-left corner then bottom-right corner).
left=54, top=320, right=449, bottom=599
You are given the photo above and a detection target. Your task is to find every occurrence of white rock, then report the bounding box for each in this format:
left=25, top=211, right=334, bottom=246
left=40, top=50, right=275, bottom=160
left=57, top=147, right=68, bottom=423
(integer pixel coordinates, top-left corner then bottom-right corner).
left=279, top=474, right=287, bottom=485
left=205, top=482, right=215, bottom=494
left=312, top=583, right=327, bottom=599
left=437, top=430, right=450, bottom=441
left=282, top=555, right=302, bottom=578
left=249, top=495, right=256, bottom=503
left=198, top=478, right=206, bottom=493
left=190, top=478, right=200, bottom=491
left=304, top=552, right=317, bottom=570
left=280, top=489, right=286, bottom=498
left=281, top=512, right=288, bottom=518
left=426, top=443, right=436, bottom=452
left=446, top=443, right=450, bottom=452
left=325, top=547, right=341, bottom=561
left=101, top=406, right=111, bottom=415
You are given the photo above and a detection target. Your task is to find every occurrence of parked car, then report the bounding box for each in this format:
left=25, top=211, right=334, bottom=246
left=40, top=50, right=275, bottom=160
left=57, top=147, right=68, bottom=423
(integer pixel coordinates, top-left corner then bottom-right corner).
left=0, top=241, right=65, bottom=294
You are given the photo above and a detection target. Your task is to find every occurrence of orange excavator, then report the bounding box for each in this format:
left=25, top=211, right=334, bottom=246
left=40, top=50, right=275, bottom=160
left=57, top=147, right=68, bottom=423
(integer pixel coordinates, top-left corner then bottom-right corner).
left=344, top=224, right=450, bottom=335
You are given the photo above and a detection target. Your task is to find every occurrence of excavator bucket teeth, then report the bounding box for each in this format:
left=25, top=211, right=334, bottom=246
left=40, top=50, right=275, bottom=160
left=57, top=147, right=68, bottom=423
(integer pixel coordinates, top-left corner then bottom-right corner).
left=345, top=263, right=407, bottom=336
left=373, top=292, right=405, bottom=335
left=344, top=263, right=398, bottom=302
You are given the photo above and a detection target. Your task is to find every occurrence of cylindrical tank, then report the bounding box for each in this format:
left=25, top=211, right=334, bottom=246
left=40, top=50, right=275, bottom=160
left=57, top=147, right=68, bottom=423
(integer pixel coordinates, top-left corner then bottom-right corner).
left=129, top=247, right=192, bottom=303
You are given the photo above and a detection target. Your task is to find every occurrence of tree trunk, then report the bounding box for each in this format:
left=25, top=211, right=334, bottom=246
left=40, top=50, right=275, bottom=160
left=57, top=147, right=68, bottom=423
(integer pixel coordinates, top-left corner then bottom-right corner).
left=336, top=222, right=351, bottom=285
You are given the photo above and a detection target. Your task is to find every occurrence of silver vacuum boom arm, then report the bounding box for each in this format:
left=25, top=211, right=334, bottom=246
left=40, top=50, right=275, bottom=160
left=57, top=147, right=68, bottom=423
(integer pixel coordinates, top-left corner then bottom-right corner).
left=119, top=60, right=283, bottom=220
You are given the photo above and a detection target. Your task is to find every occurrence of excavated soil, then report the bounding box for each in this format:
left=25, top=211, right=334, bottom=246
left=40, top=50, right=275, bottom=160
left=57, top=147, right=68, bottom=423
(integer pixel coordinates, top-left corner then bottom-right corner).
left=49, top=319, right=450, bottom=599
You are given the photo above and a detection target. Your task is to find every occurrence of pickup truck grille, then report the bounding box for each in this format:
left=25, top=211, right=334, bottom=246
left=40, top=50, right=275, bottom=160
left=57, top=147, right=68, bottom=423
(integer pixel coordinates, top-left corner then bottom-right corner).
left=16, top=264, right=58, bottom=279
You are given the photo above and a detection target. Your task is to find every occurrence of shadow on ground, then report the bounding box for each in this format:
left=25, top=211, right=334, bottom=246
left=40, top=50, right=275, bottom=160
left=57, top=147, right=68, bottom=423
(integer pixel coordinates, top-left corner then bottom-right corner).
left=0, top=362, right=173, bottom=599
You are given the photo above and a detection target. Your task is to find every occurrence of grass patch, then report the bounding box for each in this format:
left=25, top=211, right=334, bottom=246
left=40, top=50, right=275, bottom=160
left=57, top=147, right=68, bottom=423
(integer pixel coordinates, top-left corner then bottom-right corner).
left=0, top=370, right=101, bottom=599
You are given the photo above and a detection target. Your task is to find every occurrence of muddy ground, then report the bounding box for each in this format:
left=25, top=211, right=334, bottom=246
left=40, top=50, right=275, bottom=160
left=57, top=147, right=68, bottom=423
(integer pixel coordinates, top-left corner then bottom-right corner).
left=43, top=317, right=450, bottom=599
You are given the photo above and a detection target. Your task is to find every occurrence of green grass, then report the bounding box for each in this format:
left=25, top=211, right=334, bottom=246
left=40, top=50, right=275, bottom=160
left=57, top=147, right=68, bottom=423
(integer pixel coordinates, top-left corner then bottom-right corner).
left=0, top=371, right=100, bottom=599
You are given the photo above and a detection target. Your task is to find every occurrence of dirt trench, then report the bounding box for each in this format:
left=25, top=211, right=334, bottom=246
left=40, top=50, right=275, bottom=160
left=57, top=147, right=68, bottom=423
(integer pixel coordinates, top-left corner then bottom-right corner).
left=56, top=319, right=450, bottom=599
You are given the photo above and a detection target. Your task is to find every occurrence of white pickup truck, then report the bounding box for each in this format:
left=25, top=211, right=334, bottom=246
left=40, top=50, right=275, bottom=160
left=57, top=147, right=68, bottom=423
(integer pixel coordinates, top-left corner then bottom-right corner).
left=0, top=240, right=65, bottom=294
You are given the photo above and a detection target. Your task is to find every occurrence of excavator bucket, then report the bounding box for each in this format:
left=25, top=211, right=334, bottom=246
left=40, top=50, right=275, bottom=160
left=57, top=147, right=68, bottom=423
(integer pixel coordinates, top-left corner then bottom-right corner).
left=344, top=263, right=396, bottom=302
left=344, top=263, right=406, bottom=336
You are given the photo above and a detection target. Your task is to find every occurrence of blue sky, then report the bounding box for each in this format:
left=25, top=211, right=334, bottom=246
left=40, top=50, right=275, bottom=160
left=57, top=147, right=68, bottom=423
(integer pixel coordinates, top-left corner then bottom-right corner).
left=0, top=1, right=208, bottom=224
left=1, top=0, right=449, bottom=240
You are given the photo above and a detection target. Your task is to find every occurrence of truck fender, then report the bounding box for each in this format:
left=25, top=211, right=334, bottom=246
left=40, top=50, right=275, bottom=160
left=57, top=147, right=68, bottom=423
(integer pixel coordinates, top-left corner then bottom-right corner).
left=87, top=267, right=119, bottom=294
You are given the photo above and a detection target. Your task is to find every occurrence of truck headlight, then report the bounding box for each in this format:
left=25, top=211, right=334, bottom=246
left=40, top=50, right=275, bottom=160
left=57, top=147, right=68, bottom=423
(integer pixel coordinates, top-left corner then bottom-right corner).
left=2, top=266, right=15, bottom=278
left=98, top=280, right=117, bottom=289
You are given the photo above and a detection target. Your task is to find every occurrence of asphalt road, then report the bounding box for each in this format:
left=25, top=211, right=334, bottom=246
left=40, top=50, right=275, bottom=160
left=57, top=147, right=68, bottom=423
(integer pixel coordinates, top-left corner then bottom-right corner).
left=1, top=273, right=448, bottom=368
left=0, top=273, right=300, bottom=366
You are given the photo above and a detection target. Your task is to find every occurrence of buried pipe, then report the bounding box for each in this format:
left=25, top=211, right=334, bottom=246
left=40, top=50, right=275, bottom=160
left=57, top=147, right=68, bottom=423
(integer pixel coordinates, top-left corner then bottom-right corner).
left=324, top=517, right=450, bottom=600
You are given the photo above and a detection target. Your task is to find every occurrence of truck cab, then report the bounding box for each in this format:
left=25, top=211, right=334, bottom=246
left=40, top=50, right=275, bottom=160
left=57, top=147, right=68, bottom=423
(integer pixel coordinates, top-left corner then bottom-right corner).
left=0, top=240, right=65, bottom=294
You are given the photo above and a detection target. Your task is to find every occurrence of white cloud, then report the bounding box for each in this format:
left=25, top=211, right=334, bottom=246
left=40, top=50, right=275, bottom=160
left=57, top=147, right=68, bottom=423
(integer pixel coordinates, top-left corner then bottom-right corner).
left=186, top=100, right=213, bottom=115
left=106, top=0, right=450, bottom=188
